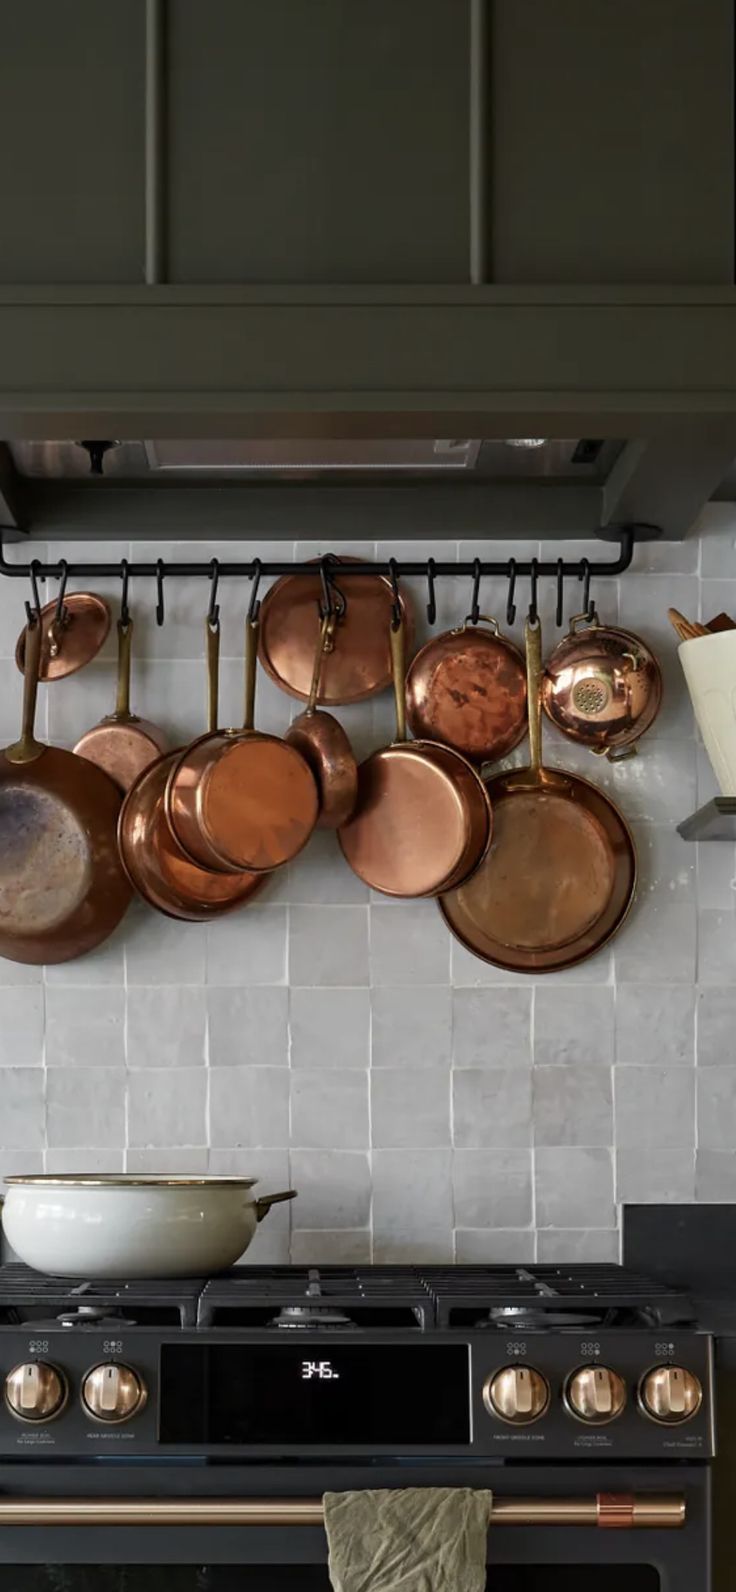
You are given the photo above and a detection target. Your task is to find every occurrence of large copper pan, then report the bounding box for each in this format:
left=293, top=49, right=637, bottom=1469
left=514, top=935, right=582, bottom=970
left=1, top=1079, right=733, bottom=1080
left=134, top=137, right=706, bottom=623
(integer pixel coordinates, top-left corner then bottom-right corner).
left=118, top=621, right=266, bottom=921
left=166, top=614, right=318, bottom=873
left=0, top=616, right=131, bottom=964
left=405, top=615, right=527, bottom=765
left=258, top=558, right=415, bottom=704
left=439, top=618, right=636, bottom=973
left=285, top=613, right=358, bottom=828
left=542, top=613, right=662, bottom=760
left=74, top=614, right=167, bottom=791
left=338, top=616, right=492, bottom=898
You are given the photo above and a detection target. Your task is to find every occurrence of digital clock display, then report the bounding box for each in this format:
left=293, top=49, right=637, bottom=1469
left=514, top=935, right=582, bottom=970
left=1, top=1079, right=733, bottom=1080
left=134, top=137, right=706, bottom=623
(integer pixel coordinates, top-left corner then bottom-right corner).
left=159, top=1344, right=469, bottom=1446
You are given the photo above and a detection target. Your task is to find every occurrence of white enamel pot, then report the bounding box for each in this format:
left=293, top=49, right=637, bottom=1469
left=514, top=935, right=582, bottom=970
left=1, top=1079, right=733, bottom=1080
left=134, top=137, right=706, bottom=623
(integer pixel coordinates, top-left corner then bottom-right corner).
left=1, top=1175, right=296, bottom=1279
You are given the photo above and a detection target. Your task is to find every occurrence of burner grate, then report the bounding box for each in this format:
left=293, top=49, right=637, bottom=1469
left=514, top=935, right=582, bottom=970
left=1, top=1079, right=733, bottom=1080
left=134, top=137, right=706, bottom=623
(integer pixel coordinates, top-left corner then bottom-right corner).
left=0, top=1264, right=203, bottom=1327
left=197, top=1266, right=433, bottom=1328
left=423, top=1264, right=694, bottom=1328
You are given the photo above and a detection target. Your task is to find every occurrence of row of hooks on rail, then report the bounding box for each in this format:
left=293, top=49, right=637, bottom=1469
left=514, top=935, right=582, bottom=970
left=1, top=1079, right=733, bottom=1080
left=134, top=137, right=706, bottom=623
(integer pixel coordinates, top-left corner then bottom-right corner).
left=22, top=550, right=604, bottom=632
left=10, top=527, right=640, bottom=632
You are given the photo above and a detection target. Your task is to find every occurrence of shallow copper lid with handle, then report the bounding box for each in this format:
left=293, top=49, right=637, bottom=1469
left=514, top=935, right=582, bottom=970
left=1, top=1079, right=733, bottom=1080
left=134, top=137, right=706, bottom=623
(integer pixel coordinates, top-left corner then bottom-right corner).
left=257, top=557, right=415, bottom=704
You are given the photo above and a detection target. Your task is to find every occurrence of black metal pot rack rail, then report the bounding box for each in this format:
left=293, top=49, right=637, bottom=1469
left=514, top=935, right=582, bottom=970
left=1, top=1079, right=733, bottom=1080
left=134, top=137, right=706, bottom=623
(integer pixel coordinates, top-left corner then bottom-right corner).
left=0, top=524, right=642, bottom=626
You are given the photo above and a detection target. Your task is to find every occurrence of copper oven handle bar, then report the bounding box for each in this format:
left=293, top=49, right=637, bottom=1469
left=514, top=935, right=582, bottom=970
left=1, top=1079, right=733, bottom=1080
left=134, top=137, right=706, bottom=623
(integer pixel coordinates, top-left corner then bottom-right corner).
left=0, top=1495, right=685, bottom=1529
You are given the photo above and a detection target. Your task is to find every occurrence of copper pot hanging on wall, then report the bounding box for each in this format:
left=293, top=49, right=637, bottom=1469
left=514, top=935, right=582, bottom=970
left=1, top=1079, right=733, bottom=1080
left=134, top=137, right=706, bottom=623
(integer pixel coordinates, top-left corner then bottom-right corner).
left=541, top=613, right=662, bottom=760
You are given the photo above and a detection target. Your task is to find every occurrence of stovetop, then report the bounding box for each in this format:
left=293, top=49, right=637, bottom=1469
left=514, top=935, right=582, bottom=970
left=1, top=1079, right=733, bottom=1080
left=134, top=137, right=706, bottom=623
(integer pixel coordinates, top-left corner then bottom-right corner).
left=0, top=1262, right=697, bottom=1333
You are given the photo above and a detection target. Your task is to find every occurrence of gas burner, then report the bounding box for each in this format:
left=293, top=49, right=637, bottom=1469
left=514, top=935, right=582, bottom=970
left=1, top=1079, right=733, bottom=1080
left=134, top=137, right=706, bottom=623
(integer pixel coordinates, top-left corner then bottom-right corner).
left=55, top=1306, right=138, bottom=1329
left=269, top=1304, right=358, bottom=1330
left=480, top=1305, right=606, bottom=1331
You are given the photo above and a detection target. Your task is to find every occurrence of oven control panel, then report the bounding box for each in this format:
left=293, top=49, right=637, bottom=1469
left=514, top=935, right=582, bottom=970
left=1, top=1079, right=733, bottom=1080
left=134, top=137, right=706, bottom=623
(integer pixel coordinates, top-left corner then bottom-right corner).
left=0, top=1329, right=716, bottom=1459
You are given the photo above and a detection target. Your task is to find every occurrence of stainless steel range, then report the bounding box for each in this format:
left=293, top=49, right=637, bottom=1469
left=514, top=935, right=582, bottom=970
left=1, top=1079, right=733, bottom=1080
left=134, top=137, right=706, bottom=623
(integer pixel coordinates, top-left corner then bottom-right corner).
left=0, top=1262, right=715, bottom=1590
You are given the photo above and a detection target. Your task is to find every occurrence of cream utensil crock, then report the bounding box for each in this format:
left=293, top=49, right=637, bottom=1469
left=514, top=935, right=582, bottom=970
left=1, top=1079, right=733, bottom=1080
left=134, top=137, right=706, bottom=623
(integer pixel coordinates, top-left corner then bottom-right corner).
left=678, top=631, right=736, bottom=796
left=1, top=1176, right=296, bottom=1279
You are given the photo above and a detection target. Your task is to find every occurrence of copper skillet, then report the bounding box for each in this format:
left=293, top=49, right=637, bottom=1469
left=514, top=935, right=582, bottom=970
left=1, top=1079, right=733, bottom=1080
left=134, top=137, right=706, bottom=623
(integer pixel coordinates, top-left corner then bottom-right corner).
left=338, top=614, right=492, bottom=898
left=74, top=611, right=167, bottom=791
left=285, top=612, right=358, bottom=828
left=0, top=615, right=131, bottom=964
left=165, top=608, right=319, bottom=874
left=118, top=620, right=266, bottom=922
left=405, top=614, right=527, bottom=765
left=542, top=611, right=662, bottom=761
left=439, top=618, right=637, bottom=973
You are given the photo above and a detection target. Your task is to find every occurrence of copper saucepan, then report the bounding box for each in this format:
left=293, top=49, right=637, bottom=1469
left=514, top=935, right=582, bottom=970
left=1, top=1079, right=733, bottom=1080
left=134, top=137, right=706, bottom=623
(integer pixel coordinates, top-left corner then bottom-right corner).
left=166, top=612, right=319, bottom=873
left=74, top=612, right=167, bottom=791
left=439, top=617, right=637, bottom=973
left=338, top=614, right=492, bottom=898
left=405, top=614, right=527, bottom=765
left=542, top=612, right=662, bottom=760
left=0, top=615, right=131, bottom=964
left=118, top=620, right=266, bottom=921
left=285, top=613, right=358, bottom=828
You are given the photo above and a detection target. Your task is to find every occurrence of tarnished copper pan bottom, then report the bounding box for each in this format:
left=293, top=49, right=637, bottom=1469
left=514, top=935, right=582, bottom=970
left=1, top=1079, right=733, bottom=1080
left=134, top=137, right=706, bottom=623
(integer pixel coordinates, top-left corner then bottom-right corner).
left=119, top=753, right=266, bottom=922
left=338, top=742, right=491, bottom=898
left=285, top=712, right=358, bottom=829
left=405, top=626, right=528, bottom=764
left=440, top=767, right=636, bottom=972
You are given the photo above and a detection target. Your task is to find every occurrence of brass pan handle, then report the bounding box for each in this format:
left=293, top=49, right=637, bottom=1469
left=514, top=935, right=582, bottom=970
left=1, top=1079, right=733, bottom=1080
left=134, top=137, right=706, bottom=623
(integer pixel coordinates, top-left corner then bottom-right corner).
left=0, top=1494, right=685, bottom=1530
left=6, top=615, right=44, bottom=765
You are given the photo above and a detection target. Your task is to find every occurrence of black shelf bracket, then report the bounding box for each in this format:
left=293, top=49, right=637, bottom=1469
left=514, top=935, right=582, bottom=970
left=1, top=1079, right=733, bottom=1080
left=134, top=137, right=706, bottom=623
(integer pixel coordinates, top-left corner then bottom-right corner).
left=677, top=798, right=736, bottom=842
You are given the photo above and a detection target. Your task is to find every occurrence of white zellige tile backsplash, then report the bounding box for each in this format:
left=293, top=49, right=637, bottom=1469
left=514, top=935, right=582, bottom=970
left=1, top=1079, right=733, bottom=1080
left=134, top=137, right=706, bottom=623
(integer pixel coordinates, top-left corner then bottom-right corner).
left=0, top=509, right=735, bottom=1266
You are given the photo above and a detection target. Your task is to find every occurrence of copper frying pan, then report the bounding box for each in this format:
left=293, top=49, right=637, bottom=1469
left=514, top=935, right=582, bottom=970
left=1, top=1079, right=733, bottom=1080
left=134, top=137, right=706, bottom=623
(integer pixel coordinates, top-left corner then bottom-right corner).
left=257, top=558, right=415, bottom=704
left=165, top=613, right=319, bottom=873
left=338, top=615, right=493, bottom=898
left=439, top=619, right=636, bottom=973
left=0, top=616, right=131, bottom=965
left=542, top=612, right=662, bottom=761
left=74, top=614, right=167, bottom=791
left=285, top=613, right=358, bottom=828
left=405, top=615, right=527, bottom=764
left=118, top=621, right=266, bottom=921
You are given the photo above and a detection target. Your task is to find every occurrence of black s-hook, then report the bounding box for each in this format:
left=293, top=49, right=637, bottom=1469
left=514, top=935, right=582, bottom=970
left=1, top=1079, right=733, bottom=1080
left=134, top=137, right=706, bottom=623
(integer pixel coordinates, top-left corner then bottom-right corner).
left=25, top=560, right=43, bottom=626
left=155, top=560, right=166, bottom=627
left=248, top=558, right=262, bottom=622
left=119, top=558, right=131, bottom=628
left=388, top=558, right=402, bottom=629
left=555, top=557, right=564, bottom=628
left=426, top=558, right=437, bottom=626
left=470, top=558, right=482, bottom=625
left=54, top=559, right=69, bottom=629
left=208, top=558, right=220, bottom=630
left=506, top=558, right=517, bottom=626
left=579, top=558, right=597, bottom=623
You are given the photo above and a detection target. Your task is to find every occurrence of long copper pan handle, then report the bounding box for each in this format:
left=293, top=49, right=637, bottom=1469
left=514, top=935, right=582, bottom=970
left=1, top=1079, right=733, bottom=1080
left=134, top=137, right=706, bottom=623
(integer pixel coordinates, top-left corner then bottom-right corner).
left=525, top=614, right=543, bottom=779
left=243, top=615, right=259, bottom=732
left=206, top=617, right=220, bottom=734
left=6, top=612, right=44, bottom=765
left=0, top=1495, right=685, bottom=1529
left=389, top=612, right=407, bottom=742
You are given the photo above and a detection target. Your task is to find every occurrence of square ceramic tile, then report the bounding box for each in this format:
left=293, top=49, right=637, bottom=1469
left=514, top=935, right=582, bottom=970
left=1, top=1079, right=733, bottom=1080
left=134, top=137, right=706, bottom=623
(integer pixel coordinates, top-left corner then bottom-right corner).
left=289, top=906, right=369, bottom=986
left=614, top=985, right=695, bottom=1065
left=370, top=1070, right=450, bottom=1148
left=291, top=1071, right=369, bottom=1150
left=46, top=1068, right=125, bottom=1150
left=614, top=1067, right=694, bottom=1149
left=535, top=1147, right=615, bottom=1228
left=45, top=987, right=124, bottom=1070
left=207, top=987, right=288, bottom=1067
left=532, top=1066, right=613, bottom=1147
left=453, top=1069, right=532, bottom=1148
left=534, top=987, right=614, bottom=1066
left=127, top=1069, right=207, bottom=1148
left=370, top=902, right=450, bottom=986
left=371, top=987, right=452, bottom=1067
left=290, top=987, right=371, bottom=1069
left=0, top=988, right=44, bottom=1066
left=452, top=989, right=532, bottom=1068
left=210, top=1068, right=289, bottom=1148
left=452, top=1149, right=532, bottom=1228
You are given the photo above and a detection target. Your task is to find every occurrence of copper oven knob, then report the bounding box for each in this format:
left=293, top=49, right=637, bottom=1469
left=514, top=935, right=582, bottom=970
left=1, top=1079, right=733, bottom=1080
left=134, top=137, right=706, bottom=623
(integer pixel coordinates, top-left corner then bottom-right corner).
left=81, top=1363, right=147, bottom=1424
left=639, top=1365, right=702, bottom=1425
left=483, top=1365, right=550, bottom=1425
left=565, top=1365, right=626, bottom=1424
left=4, top=1361, right=67, bottom=1423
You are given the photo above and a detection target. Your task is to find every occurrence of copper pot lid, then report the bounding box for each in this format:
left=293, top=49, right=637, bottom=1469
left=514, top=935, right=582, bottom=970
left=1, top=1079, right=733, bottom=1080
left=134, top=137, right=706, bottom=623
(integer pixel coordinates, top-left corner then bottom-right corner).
left=542, top=614, right=663, bottom=757
left=16, top=593, right=111, bottom=681
left=258, top=559, right=415, bottom=704
left=405, top=618, right=527, bottom=764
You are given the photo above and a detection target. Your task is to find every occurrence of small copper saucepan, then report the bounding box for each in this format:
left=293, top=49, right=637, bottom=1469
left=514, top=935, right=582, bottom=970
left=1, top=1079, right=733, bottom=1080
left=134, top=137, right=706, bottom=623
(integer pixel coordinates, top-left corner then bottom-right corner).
left=338, top=614, right=492, bottom=898
left=542, top=613, right=662, bottom=761
left=285, top=613, right=358, bottom=828
left=74, top=612, right=167, bottom=792
left=405, top=615, right=527, bottom=765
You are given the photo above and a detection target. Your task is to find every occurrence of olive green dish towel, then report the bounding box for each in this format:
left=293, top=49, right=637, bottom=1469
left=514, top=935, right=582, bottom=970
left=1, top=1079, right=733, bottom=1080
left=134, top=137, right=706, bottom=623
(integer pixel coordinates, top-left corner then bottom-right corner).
left=323, top=1487, right=493, bottom=1592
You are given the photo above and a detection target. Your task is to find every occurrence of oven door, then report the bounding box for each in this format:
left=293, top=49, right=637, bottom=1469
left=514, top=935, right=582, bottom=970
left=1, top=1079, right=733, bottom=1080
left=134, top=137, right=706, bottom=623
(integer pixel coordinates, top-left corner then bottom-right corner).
left=0, top=1463, right=710, bottom=1592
